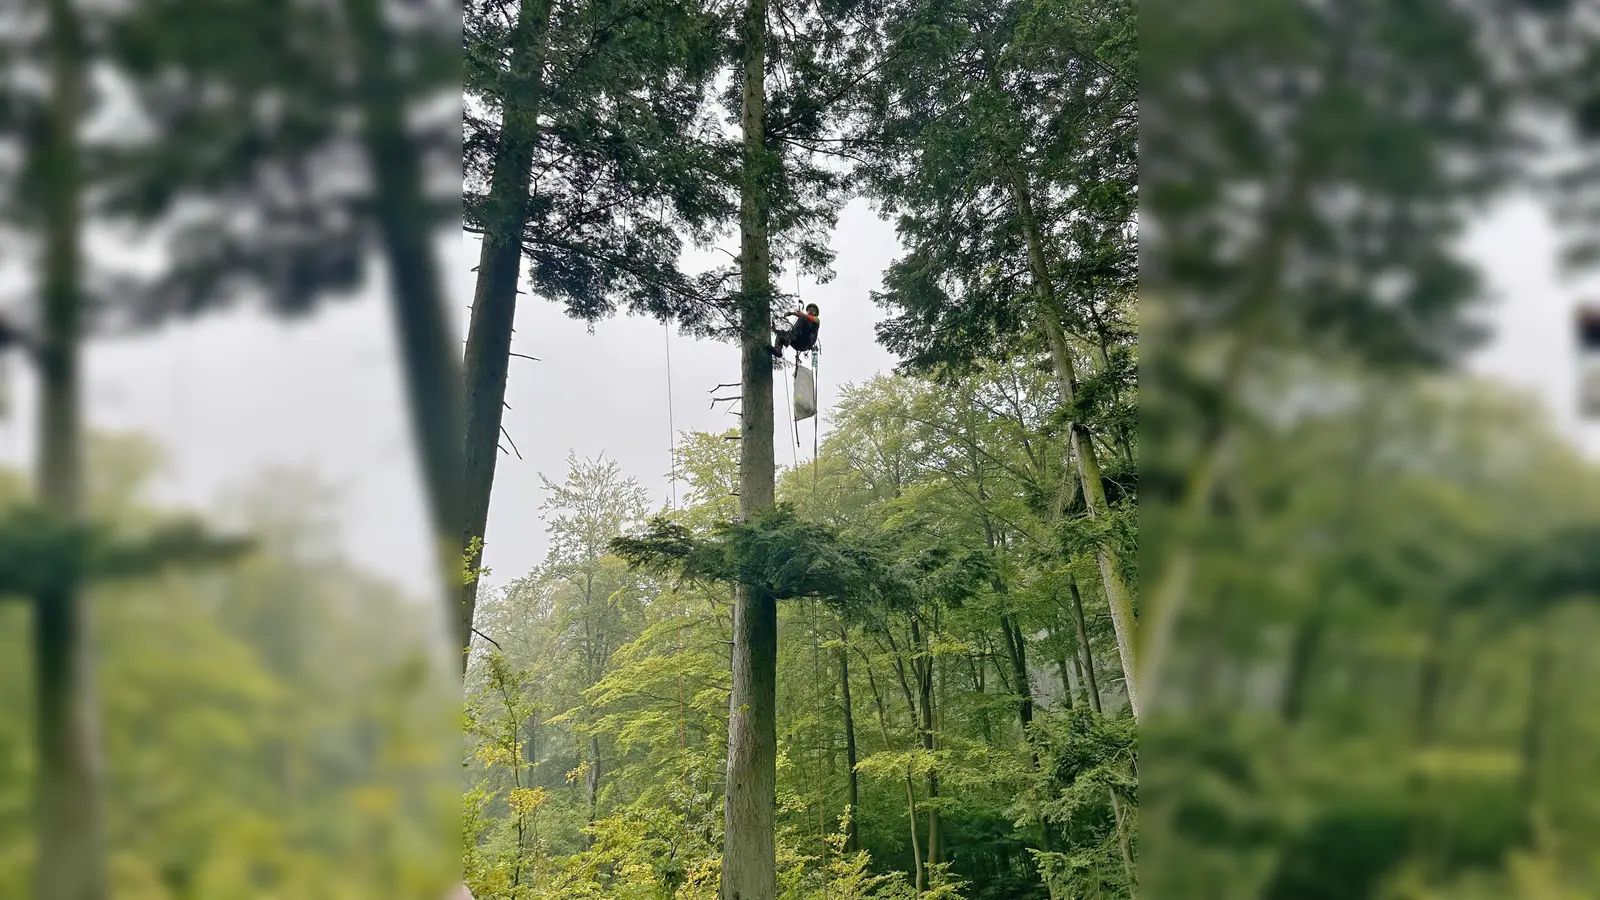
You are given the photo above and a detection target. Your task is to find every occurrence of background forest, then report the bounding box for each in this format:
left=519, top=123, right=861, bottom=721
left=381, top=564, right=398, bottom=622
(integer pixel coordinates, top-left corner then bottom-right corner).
left=9, top=0, right=1600, bottom=899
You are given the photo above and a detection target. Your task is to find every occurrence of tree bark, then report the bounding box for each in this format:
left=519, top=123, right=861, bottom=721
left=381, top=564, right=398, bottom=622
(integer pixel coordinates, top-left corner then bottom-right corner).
left=35, top=1, right=107, bottom=896
left=724, top=0, right=777, bottom=893
left=1047, top=616, right=1076, bottom=710
left=838, top=630, right=861, bottom=855
left=918, top=628, right=939, bottom=873
left=1519, top=628, right=1553, bottom=827
left=1000, top=613, right=1033, bottom=729
left=1001, top=614, right=1066, bottom=900
left=1069, top=578, right=1103, bottom=714
left=1408, top=604, right=1452, bottom=873
left=864, top=658, right=922, bottom=894
left=586, top=734, right=602, bottom=838
left=1007, top=171, right=1139, bottom=719
left=1280, top=612, right=1325, bottom=724
left=891, top=621, right=940, bottom=877
left=459, top=0, right=556, bottom=669
left=345, top=0, right=467, bottom=658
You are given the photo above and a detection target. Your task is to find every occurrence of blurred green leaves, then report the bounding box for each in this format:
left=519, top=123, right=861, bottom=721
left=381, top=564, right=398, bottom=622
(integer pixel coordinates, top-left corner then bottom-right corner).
left=0, top=505, right=250, bottom=601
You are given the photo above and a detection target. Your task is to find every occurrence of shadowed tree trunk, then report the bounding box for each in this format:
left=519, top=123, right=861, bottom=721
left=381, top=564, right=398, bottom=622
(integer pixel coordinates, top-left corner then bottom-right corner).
left=864, top=656, right=922, bottom=893
left=838, top=628, right=861, bottom=854
left=723, top=0, right=777, bottom=892
left=459, top=0, right=556, bottom=669
left=1519, top=627, right=1553, bottom=831
left=916, top=619, right=939, bottom=873
left=35, top=1, right=106, bottom=896
left=1280, top=612, right=1326, bottom=724
left=345, top=0, right=467, bottom=658
left=1069, top=577, right=1103, bottom=713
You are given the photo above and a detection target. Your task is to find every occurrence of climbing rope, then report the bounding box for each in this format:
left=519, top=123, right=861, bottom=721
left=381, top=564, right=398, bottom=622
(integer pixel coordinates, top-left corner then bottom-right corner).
left=665, top=321, right=678, bottom=510
left=812, top=348, right=820, bottom=495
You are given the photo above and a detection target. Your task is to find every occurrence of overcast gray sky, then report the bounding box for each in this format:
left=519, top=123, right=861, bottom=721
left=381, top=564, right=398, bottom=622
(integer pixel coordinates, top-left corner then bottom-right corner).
left=0, top=194, right=1590, bottom=607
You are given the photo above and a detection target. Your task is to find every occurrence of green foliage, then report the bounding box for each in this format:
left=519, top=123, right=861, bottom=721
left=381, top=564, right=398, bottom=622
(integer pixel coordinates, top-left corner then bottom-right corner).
left=0, top=454, right=460, bottom=898
left=475, top=366, right=1132, bottom=900
left=613, top=504, right=991, bottom=614
left=0, top=504, right=252, bottom=601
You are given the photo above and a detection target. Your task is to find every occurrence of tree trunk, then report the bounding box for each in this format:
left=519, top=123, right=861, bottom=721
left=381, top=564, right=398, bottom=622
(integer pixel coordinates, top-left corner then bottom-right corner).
left=910, top=619, right=939, bottom=873
left=1280, top=612, right=1325, bottom=724
left=345, top=0, right=466, bottom=657
left=1047, top=617, right=1075, bottom=710
left=1069, top=577, right=1103, bottom=714
left=1408, top=605, right=1452, bottom=873
left=1002, top=615, right=1066, bottom=900
left=1000, top=613, right=1033, bottom=730
left=724, top=0, right=777, bottom=892
left=1007, top=171, right=1139, bottom=719
left=459, top=0, right=556, bottom=669
left=922, top=718, right=940, bottom=875
left=864, top=658, right=922, bottom=894
left=838, top=631, right=861, bottom=855
left=586, top=734, right=601, bottom=837
left=35, top=1, right=106, bottom=896
left=1519, top=628, right=1553, bottom=829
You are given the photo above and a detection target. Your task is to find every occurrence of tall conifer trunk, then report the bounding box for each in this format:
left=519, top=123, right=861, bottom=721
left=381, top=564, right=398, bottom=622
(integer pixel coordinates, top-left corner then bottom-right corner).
left=36, top=1, right=105, bottom=895
left=459, top=0, right=556, bottom=668
left=724, top=0, right=778, bottom=892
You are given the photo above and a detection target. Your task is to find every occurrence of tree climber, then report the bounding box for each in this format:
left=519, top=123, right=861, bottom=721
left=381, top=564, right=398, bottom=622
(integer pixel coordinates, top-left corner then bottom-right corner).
left=770, top=303, right=820, bottom=363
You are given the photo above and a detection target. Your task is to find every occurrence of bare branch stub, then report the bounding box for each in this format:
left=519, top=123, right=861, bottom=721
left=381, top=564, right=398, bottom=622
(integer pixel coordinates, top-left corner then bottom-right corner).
left=500, top=426, right=523, bottom=460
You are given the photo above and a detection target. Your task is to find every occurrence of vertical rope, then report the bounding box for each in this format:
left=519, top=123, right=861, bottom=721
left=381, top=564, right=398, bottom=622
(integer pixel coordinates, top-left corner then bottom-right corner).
left=784, top=360, right=800, bottom=473
left=812, top=349, right=820, bottom=495
left=664, top=321, right=677, bottom=510
left=814, top=602, right=829, bottom=897
left=678, top=604, right=688, bottom=832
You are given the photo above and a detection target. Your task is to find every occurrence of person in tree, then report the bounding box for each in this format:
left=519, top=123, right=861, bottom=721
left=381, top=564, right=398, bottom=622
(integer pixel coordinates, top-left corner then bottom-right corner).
left=770, top=303, right=820, bottom=361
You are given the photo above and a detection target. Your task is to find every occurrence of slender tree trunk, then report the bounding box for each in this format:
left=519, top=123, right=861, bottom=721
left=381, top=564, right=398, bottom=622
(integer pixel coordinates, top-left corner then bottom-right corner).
left=1002, top=614, right=1066, bottom=900
left=526, top=708, right=540, bottom=771
left=459, top=0, right=556, bottom=668
left=1519, top=628, right=1553, bottom=830
left=345, top=0, right=466, bottom=654
left=1047, top=617, right=1075, bottom=710
left=893, top=620, right=941, bottom=876
left=1069, top=577, right=1103, bottom=714
left=724, top=0, right=777, bottom=892
left=864, top=658, right=922, bottom=893
left=1085, top=302, right=1134, bottom=465
left=586, top=734, right=602, bottom=837
left=1007, top=171, right=1139, bottom=719
left=35, top=1, right=105, bottom=896
left=1000, top=613, right=1033, bottom=729
left=1408, top=605, right=1452, bottom=873
left=838, top=631, right=861, bottom=855
left=919, top=650, right=939, bottom=873
left=1280, top=611, right=1325, bottom=724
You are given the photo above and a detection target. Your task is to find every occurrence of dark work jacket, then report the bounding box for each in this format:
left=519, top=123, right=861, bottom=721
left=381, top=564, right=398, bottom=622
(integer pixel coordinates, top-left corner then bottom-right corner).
left=791, top=313, right=819, bottom=350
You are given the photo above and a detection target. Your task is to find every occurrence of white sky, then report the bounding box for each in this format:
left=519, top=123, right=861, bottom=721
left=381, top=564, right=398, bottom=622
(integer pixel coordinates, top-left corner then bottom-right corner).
left=0, top=194, right=1590, bottom=610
